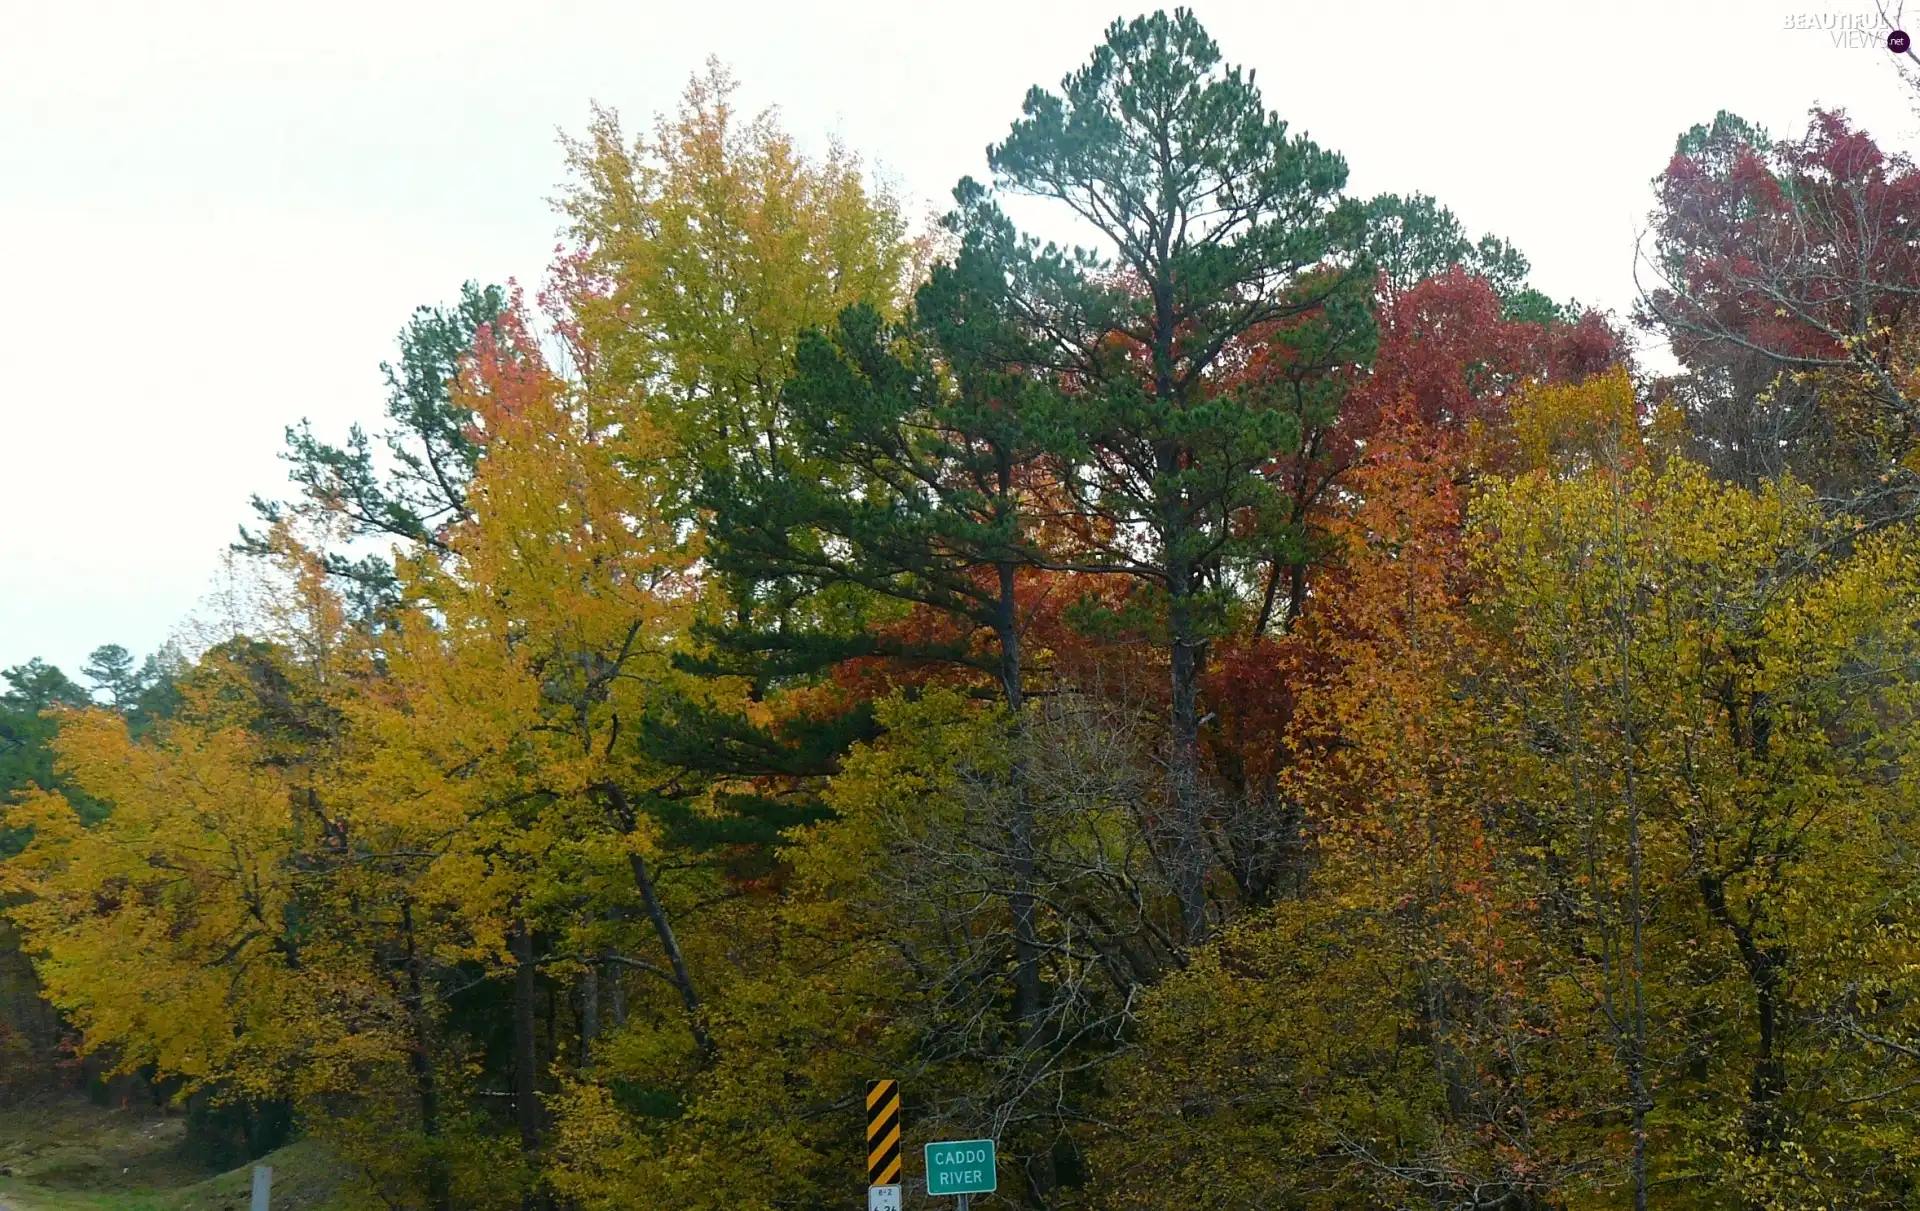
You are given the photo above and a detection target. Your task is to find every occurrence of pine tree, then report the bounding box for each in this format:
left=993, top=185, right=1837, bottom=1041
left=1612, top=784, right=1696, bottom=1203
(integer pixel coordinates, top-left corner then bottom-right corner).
left=952, top=8, right=1375, bottom=941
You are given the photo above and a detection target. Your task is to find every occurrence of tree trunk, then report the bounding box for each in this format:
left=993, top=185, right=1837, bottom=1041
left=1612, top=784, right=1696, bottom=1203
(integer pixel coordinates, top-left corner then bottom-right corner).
left=1151, top=268, right=1210, bottom=947
left=509, top=919, right=541, bottom=1158
left=580, top=964, right=599, bottom=1066
left=607, top=953, right=627, bottom=1028
left=1700, top=871, right=1788, bottom=1163
left=1283, top=559, right=1310, bottom=633
left=627, top=848, right=713, bottom=1055
left=1609, top=480, right=1652, bottom=1211
left=601, top=783, right=712, bottom=1055
left=998, top=560, right=1043, bottom=1035
left=1166, top=565, right=1209, bottom=945
left=401, top=902, right=451, bottom=1211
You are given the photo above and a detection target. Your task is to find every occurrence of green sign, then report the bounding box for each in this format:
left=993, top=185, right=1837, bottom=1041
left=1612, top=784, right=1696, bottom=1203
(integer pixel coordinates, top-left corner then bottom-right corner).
left=924, top=1139, right=996, bottom=1196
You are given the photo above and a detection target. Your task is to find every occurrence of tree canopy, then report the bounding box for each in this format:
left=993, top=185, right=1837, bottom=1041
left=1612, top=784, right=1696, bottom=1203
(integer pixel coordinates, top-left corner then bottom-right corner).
left=7, top=11, right=1920, bottom=1211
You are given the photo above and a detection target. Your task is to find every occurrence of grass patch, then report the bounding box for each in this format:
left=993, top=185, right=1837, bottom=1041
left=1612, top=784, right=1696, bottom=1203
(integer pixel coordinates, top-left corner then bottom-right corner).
left=0, top=1096, right=349, bottom=1211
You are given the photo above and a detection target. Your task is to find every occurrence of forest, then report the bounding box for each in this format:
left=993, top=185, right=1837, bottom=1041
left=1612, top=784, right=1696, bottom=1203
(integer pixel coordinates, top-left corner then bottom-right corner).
left=5, top=10, right=1920, bottom=1209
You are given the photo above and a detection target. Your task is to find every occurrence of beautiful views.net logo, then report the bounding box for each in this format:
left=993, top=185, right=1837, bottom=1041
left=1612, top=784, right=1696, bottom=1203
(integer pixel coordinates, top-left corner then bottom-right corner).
left=1783, top=10, right=1906, bottom=48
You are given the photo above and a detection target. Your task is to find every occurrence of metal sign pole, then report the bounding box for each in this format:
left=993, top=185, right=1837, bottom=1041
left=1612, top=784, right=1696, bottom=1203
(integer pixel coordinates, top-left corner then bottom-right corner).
left=956, top=1196, right=969, bottom=1211
left=866, top=1079, right=905, bottom=1211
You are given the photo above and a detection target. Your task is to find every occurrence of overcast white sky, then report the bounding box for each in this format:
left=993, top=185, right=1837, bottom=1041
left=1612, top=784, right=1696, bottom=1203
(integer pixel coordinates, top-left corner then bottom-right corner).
left=3, top=0, right=1916, bottom=682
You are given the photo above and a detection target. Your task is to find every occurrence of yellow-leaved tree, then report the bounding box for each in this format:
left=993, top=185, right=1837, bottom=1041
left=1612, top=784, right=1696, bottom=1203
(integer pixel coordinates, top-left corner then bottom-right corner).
left=1472, top=454, right=1920, bottom=1209
left=1078, top=368, right=1920, bottom=1210
left=557, top=60, right=923, bottom=512
left=0, top=536, right=478, bottom=1190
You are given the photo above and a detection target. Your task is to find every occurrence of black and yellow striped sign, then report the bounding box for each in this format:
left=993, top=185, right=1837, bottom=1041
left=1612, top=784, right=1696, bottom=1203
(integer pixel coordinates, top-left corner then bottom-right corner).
left=866, top=1079, right=902, bottom=1187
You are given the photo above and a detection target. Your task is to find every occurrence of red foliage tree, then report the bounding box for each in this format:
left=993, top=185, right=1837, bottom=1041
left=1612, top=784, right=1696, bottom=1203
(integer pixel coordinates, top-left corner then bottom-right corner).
left=1641, top=108, right=1920, bottom=509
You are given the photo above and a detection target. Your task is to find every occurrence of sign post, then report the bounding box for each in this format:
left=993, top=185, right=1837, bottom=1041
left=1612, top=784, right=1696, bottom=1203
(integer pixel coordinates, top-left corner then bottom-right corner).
left=925, top=1138, right=996, bottom=1209
left=866, top=1080, right=903, bottom=1210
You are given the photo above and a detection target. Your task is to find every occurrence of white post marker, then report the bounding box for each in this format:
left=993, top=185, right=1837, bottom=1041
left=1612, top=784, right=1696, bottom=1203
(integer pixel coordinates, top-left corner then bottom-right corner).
left=249, top=1164, right=274, bottom=1211
left=868, top=1184, right=902, bottom=1211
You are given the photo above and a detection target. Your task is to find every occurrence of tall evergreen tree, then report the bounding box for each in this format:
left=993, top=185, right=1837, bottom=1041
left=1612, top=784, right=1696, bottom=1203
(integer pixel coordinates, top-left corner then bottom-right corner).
left=1360, top=191, right=1573, bottom=322
left=698, top=292, right=1066, bottom=1022
left=1, top=660, right=94, bottom=853
left=954, top=8, right=1375, bottom=941
left=241, top=282, right=512, bottom=615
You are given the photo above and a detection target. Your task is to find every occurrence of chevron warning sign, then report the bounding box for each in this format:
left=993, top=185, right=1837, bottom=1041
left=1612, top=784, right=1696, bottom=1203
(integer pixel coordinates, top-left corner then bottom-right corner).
left=866, top=1079, right=902, bottom=1188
